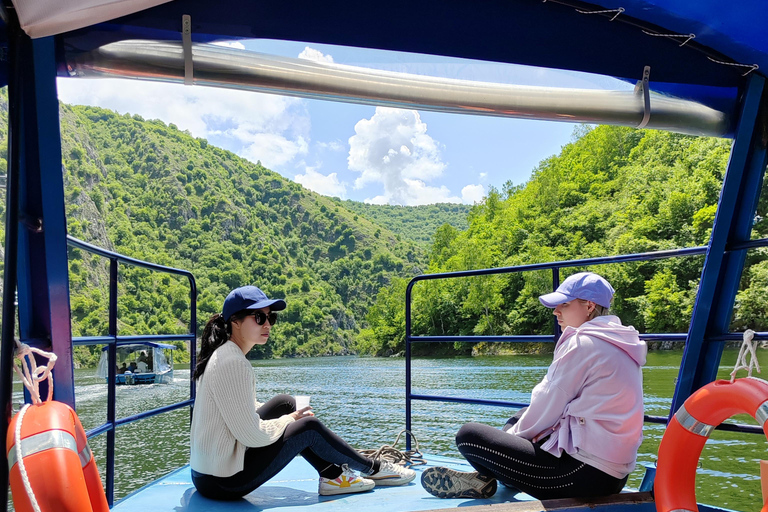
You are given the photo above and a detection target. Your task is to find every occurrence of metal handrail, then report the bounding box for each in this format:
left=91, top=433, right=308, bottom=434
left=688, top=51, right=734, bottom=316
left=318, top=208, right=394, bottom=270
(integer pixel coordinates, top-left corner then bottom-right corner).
left=67, top=41, right=729, bottom=137
left=66, top=235, right=197, bottom=506
left=404, top=241, right=768, bottom=449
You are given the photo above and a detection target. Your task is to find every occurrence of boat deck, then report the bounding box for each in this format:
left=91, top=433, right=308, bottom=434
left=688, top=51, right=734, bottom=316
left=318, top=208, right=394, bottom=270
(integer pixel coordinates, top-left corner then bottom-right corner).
left=111, top=454, right=659, bottom=512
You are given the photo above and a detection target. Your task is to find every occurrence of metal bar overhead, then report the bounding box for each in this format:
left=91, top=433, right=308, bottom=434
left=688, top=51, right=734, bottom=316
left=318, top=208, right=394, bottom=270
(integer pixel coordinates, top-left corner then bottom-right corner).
left=66, top=40, right=730, bottom=138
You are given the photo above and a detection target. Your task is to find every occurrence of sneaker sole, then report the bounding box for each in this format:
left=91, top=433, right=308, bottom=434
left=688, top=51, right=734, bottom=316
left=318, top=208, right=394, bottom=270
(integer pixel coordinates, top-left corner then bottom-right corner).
left=319, top=482, right=375, bottom=496
left=421, top=467, right=497, bottom=499
left=369, top=472, right=416, bottom=486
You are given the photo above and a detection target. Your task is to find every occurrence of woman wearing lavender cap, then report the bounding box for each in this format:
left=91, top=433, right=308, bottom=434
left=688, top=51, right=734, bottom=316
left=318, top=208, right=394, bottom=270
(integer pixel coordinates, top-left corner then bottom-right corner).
left=190, top=285, right=415, bottom=500
left=422, top=272, right=646, bottom=500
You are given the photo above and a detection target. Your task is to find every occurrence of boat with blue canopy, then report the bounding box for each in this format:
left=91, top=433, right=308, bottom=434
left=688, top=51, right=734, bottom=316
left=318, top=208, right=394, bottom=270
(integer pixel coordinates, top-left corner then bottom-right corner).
left=95, top=342, right=175, bottom=385
left=2, top=0, right=768, bottom=512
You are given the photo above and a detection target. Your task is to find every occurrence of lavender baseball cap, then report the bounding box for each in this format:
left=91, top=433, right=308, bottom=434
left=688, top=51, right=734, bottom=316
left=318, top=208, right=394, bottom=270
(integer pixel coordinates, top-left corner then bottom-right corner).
left=539, top=272, right=614, bottom=308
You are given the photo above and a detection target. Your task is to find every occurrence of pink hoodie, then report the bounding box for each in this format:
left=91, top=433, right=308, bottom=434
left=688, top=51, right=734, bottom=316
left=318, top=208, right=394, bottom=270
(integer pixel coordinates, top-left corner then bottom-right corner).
left=509, top=315, right=646, bottom=478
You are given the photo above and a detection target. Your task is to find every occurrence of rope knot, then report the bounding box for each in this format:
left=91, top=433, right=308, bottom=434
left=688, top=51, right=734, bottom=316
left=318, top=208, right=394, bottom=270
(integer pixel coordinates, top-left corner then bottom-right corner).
left=13, top=341, right=57, bottom=404
left=357, top=429, right=426, bottom=467
left=730, top=329, right=759, bottom=383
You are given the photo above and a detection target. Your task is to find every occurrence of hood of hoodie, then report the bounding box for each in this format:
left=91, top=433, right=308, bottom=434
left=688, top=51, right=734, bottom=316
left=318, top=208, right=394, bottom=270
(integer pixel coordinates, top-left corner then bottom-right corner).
left=559, top=315, right=646, bottom=366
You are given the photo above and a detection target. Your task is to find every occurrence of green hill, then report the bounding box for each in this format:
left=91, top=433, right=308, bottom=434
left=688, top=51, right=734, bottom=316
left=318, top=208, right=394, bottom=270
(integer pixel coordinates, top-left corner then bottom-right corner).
left=6, top=90, right=765, bottom=362
left=0, top=91, right=428, bottom=363
left=360, top=125, right=768, bottom=356
left=338, top=200, right=471, bottom=245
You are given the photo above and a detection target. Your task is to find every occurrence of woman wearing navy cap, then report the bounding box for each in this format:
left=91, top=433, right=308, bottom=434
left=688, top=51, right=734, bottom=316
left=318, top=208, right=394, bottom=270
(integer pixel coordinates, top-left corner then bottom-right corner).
left=190, top=285, right=415, bottom=500
left=422, top=272, right=647, bottom=500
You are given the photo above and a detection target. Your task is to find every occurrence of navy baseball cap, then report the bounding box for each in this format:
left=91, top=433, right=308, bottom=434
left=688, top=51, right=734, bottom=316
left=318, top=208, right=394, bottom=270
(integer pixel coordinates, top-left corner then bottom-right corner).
left=539, top=272, right=614, bottom=308
left=222, top=286, right=287, bottom=321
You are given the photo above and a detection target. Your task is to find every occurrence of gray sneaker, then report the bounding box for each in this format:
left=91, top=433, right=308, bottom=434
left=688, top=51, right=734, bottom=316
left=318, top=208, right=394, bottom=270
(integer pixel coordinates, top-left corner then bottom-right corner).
left=421, top=466, right=497, bottom=499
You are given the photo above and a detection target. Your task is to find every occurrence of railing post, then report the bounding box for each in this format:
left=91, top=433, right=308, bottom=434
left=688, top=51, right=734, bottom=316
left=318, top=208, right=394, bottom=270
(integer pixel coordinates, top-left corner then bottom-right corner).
left=189, top=276, right=197, bottom=418
left=1, top=13, right=24, bottom=508
left=552, top=267, right=561, bottom=340
left=14, top=34, right=74, bottom=406
left=106, top=258, right=118, bottom=506
left=671, top=74, right=768, bottom=415
left=405, top=279, right=415, bottom=451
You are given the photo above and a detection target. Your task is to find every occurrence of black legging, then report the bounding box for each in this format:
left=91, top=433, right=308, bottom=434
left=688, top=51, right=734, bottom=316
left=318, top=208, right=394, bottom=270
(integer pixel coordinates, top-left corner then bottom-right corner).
left=192, top=394, right=376, bottom=500
left=455, top=413, right=627, bottom=500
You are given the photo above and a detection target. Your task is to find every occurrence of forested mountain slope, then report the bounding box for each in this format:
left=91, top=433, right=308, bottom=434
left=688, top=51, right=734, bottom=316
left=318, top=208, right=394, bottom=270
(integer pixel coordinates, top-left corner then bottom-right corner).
left=14, top=96, right=425, bottom=363
left=338, top=200, right=471, bottom=245
left=360, top=126, right=768, bottom=356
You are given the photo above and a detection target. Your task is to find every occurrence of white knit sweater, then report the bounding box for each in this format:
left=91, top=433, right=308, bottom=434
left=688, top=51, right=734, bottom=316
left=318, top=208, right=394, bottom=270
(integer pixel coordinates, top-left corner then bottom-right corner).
left=190, top=340, right=295, bottom=477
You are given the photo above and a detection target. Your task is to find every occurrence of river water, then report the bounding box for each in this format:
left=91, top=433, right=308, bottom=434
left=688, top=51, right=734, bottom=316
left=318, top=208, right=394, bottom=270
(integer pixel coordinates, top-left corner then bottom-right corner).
left=13, top=348, right=768, bottom=509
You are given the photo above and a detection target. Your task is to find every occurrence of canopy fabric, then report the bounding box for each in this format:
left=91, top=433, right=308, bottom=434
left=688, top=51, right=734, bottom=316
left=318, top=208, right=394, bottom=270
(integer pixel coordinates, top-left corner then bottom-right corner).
left=10, top=0, right=172, bottom=38
left=3, top=0, right=768, bottom=129
left=100, top=342, right=177, bottom=352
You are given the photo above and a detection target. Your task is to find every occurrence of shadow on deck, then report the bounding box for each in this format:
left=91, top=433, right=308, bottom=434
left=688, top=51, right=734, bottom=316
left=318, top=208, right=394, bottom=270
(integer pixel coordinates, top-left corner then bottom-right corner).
left=111, top=454, right=656, bottom=512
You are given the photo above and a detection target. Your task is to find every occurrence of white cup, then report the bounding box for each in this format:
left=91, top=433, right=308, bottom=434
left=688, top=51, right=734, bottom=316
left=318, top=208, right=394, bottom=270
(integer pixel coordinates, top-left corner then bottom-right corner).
left=295, top=395, right=311, bottom=410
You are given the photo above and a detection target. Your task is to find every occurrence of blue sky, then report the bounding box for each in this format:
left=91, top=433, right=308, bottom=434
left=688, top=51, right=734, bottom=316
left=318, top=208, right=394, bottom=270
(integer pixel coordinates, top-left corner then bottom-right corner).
left=57, top=39, right=629, bottom=205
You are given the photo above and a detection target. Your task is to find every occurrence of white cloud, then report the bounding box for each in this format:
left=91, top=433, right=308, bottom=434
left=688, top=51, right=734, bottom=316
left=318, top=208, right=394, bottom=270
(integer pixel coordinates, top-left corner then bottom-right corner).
left=364, top=195, right=389, bottom=205
left=56, top=78, right=309, bottom=171
left=212, top=41, right=246, bottom=50
left=364, top=179, right=461, bottom=206
left=348, top=107, right=447, bottom=205
left=317, top=140, right=345, bottom=152
left=240, top=134, right=309, bottom=168
left=461, top=184, right=486, bottom=204
left=479, top=172, right=487, bottom=180
left=294, top=167, right=347, bottom=198
left=298, top=47, right=334, bottom=63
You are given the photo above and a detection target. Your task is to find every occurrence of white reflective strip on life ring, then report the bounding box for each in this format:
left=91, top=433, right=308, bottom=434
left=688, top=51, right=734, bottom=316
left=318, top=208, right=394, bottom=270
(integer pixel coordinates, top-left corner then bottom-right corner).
left=7, top=430, right=78, bottom=470
left=669, top=509, right=696, bottom=512
left=675, top=404, right=715, bottom=437
left=755, top=400, right=768, bottom=427
left=78, top=444, right=92, bottom=468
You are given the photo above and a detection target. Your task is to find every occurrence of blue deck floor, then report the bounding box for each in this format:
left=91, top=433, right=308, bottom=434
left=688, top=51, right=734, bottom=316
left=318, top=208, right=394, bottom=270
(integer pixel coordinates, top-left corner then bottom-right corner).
left=111, top=454, right=539, bottom=512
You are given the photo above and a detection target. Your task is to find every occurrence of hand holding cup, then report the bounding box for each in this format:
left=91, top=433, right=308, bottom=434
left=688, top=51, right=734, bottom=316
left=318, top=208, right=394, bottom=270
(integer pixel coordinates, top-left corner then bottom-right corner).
left=295, top=395, right=311, bottom=410
left=291, top=395, right=313, bottom=420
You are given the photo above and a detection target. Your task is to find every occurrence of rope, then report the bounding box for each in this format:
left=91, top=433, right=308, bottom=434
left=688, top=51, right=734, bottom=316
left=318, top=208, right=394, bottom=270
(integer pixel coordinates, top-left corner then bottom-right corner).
left=11, top=341, right=57, bottom=512
left=730, top=329, right=759, bottom=383
left=357, top=429, right=427, bottom=467
left=14, top=404, right=41, bottom=512
left=706, top=57, right=759, bottom=76
left=574, top=7, right=624, bottom=21
left=12, top=341, right=56, bottom=404
left=641, top=30, right=695, bottom=47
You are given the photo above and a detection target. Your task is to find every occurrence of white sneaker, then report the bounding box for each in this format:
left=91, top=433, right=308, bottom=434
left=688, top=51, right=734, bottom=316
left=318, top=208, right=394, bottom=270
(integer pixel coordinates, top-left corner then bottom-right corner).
left=368, top=460, right=416, bottom=486
left=319, top=465, right=375, bottom=496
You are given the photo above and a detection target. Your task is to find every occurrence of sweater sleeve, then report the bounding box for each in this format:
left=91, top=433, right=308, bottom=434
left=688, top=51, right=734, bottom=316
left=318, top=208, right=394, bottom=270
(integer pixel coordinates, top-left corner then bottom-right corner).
left=511, top=334, right=591, bottom=440
left=208, top=351, right=294, bottom=447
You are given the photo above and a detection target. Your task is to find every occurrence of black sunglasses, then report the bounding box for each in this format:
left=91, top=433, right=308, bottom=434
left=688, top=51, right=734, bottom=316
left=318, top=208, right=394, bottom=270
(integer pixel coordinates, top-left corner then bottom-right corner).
left=249, top=310, right=278, bottom=325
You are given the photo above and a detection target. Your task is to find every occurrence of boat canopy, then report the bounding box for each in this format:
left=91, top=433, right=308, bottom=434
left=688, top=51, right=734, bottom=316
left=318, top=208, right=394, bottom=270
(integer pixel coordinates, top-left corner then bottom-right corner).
left=2, top=0, right=768, bottom=137
left=95, top=342, right=174, bottom=379
left=99, top=342, right=176, bottom=352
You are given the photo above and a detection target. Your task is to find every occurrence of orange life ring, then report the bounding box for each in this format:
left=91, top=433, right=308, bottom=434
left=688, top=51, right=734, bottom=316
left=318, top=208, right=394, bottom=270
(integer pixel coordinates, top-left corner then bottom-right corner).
left=655, top=378, right=768, bottom=512
left=6, top=400, right=110, bottom=512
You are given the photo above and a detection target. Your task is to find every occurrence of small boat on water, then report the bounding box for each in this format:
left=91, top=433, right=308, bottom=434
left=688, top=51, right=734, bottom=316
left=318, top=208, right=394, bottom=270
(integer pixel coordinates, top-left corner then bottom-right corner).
left=95, top=342, right=175, bottom=385
left=2, top=1, right=768, bottom=512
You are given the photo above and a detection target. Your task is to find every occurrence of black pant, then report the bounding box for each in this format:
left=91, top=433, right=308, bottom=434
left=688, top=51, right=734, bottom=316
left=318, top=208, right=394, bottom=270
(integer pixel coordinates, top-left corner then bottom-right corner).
left=455, top=412, right=627, bottom=500
left=192, top=394, right=375, bottom=500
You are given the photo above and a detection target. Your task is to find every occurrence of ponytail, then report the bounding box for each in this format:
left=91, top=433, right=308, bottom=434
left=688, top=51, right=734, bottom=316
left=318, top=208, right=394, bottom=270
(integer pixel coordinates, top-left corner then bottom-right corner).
left=578, top=299, right=610, bottom=321
left=194, top=313, right=228, bottom=380
left=590, top=304, right=610, bottom=320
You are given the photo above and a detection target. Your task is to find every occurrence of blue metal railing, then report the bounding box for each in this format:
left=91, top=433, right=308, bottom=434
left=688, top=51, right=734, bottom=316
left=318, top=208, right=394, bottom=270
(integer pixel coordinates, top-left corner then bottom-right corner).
left=66, top=235, right=197, bottom=507
left=405, top=240, right=768, bottom=448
